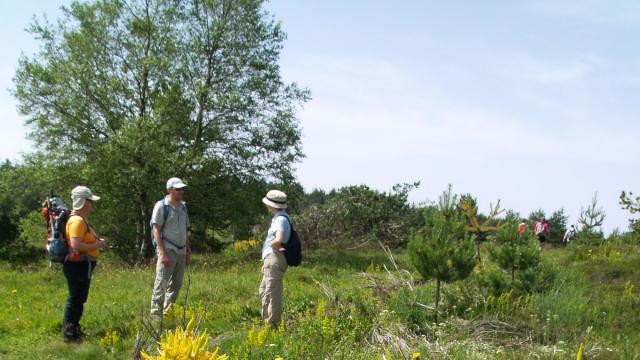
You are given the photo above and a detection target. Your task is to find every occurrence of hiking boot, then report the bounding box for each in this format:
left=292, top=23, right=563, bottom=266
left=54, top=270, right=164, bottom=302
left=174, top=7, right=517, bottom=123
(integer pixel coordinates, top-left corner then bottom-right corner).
left=74, top=324, right=86, bottom=340
left=63, top=323, right=80, bottom=342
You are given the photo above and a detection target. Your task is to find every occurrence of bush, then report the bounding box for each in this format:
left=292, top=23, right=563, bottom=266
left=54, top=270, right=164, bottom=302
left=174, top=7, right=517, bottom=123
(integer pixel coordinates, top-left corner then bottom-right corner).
left=476, top=269, right=512, bottom=297
left=295, top=183, right=419, bottom=248
left=18, top=210, right=46, bottom=249
left=607, top=229, right=640, bottom=245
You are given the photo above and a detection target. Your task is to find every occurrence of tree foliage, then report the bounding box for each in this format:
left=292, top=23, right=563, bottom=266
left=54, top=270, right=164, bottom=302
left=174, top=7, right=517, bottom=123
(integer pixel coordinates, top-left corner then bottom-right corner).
left=578, top=192, right=606, bottom=243
left=620, top=190, right=640, bottom=233
left=488, top=219, right=540, bottom=283
left=13, top=0, right=309, bottom=261
left=547, top=208, right=568, bottom=243
left=295, top=183, right=420, bottom=248
left=408, top=185, right=477, bottom=323
left=459, top=196, right=504, bottom=261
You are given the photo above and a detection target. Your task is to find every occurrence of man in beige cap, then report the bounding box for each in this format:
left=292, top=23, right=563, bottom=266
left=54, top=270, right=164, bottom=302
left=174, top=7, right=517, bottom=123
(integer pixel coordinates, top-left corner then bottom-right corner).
left=150, top=177, right=190, bottom=319
left=259, top=189, right=291, bottom=327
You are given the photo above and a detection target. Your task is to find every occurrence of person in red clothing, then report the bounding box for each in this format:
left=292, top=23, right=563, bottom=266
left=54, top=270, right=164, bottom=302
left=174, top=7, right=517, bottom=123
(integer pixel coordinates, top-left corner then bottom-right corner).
left=517, top=220, right=527, bottom=236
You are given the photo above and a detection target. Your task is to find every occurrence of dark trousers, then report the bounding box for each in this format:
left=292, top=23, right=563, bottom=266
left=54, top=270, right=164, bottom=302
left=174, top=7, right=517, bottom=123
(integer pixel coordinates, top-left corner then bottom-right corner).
left=63, top=261, right=97, bottom=326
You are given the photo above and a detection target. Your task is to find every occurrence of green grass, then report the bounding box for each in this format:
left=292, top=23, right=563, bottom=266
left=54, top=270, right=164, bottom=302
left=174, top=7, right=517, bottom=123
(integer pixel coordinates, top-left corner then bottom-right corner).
left=1, top=243, right=639, bottom=359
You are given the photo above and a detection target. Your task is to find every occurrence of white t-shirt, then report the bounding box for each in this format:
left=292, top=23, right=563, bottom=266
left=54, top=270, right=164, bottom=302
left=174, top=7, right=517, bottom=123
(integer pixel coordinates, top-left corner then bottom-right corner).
left=261, top=210, right=291, bottom=260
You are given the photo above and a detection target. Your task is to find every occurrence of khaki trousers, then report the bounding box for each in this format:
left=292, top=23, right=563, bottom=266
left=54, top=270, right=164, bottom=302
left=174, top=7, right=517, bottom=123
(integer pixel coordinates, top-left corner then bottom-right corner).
left=259, top=252, right=288, bottom=327
left=150, top=249, right=186, bottom=317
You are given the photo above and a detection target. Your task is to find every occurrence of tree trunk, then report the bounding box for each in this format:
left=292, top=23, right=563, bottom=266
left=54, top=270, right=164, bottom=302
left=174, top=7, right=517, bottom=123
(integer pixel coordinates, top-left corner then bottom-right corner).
left=137, top=189, right=150, bottom=263
left=434, top=278, right=441, bottom=325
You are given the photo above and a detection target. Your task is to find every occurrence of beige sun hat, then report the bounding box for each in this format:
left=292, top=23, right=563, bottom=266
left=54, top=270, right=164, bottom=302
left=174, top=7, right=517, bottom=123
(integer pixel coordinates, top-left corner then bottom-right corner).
left=71, top=186, right=100, bottom=210
left=262, top=190, right=287, bottom=209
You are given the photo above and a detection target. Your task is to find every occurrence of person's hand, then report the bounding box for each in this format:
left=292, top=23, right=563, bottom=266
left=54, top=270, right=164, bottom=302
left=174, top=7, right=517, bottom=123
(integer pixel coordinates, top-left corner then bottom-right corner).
left=277, top=247, right=286, bottom=253
left=161, top=252, right=171, bottom=267
left=97, top=238, right=106, bottom=249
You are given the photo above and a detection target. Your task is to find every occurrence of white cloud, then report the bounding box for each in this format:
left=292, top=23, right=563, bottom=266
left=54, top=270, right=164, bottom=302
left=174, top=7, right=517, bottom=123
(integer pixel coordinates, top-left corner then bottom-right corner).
left=512, top=53, right=605, bottom=84
left=527, top=1, right=640, bottom=26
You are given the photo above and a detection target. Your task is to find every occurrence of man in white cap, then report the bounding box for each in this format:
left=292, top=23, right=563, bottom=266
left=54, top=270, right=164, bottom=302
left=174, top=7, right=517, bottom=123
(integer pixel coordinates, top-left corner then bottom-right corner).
left=150, top=177, right=190, bottom=319
left=259, top=189, right=291, bottom=327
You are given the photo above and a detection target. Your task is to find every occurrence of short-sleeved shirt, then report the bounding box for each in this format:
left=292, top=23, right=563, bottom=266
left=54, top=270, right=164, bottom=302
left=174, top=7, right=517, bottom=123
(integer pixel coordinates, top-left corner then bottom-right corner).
left=152, top=197, right=190, bottom=254
left=261, top=210, right=291, bottom=260
left=66, top=215, right=100, bottom=258
left=517, top=223, right=526, bottom=235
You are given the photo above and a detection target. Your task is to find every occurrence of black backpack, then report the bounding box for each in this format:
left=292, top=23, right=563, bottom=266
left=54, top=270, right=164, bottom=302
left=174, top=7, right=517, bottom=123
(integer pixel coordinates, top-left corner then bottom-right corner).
left=281, top=216, right=302, bottom=266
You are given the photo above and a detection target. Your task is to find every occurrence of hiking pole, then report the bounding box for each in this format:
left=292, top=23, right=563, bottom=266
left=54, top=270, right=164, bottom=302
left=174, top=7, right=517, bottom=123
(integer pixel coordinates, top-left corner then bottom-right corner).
left=45, top=193, right=54, bottom=269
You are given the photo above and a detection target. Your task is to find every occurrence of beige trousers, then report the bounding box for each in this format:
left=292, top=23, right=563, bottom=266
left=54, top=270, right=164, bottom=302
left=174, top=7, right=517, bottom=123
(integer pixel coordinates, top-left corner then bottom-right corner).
left=259, top=252, right=288, bottom=327
left=150, top=249, right=186, bottom=317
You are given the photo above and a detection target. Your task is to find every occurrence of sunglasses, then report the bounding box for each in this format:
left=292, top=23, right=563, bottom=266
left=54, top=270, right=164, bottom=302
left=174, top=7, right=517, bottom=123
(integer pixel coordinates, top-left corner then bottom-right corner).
left=171, top=187, right=185, bottom=191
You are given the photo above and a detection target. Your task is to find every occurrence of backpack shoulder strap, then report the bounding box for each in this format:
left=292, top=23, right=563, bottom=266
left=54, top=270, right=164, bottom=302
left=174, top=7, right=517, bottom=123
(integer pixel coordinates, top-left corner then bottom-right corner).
left=68, top=212, right=92, bottom=239
left=277, top=214, right=294, bottom=231
left=162, top=200, right=171, bottom=231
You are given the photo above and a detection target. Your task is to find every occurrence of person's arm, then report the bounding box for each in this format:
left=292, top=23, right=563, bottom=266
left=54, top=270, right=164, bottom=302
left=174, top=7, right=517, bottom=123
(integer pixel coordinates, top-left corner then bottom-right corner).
left=68, top=218, right=104, bottom=252
left=154, top=223, right=171, bottom=267
left=270, top=230, right=286, bottom=252
left=69, top=236, right=104, bottom=252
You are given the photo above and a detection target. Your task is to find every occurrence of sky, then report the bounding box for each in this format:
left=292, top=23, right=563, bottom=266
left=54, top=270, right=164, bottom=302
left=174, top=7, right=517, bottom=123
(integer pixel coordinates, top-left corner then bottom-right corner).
left=1, top=1, right=638, bottom=233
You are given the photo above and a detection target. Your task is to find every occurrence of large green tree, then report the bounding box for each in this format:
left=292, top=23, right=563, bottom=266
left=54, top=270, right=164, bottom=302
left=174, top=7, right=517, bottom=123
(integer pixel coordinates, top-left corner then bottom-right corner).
left=14, top=0, right=309, bottom=261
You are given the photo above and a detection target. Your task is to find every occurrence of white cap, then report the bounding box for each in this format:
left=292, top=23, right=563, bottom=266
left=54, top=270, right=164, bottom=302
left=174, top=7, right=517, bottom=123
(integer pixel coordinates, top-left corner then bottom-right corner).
left=166, top=177, right=187, bottom=189
left=71, top=186, right=100, bottom=210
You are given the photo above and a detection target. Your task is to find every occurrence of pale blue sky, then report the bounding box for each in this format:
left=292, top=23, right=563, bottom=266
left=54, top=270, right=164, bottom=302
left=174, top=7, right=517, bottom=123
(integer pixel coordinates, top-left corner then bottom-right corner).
left=1, top=1, right=638, bottom=233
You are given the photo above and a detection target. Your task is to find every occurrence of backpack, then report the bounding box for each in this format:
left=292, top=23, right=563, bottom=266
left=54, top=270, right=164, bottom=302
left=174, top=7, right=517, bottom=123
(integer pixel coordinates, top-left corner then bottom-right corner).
left=280, top=215, right=302, bottom=266
left=535, top=222, right=545, bottom=235
left=42, top=195, right=71, bottom=262
left=149, top=199, right=187, bottom=250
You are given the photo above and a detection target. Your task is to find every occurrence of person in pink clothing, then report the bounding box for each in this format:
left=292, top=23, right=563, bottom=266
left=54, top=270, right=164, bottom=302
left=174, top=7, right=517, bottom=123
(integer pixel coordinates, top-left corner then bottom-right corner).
left=534, top=218, right=548, bottom=243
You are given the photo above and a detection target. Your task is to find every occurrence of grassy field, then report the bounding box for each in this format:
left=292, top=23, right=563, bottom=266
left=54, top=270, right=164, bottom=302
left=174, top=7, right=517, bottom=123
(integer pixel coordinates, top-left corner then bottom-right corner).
left=1, top=242, right=639, bottom=359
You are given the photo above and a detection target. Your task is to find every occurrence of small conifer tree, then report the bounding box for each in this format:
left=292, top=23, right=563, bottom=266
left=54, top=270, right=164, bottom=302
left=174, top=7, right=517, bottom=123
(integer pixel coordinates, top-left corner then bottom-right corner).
left=408, top=185, right=477, bottom=323
left=578, top=192, right=606, bottom=243
left=488, top=219, right=540, bottom=282
left=459, top=197, right=504, bottom=262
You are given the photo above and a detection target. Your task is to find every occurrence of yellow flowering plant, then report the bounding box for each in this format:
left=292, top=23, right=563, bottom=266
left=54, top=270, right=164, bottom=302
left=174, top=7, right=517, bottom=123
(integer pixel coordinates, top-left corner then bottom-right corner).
left=141, top=316, right=228, bottom=360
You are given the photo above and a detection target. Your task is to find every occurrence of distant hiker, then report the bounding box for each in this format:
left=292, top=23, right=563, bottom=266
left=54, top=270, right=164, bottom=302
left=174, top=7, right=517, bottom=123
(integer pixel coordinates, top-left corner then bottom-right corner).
left=534, top=218, right=549, bottom=244
left=259, top=190, right=291, bottom=327
left=563, top=225, right=577, bottom=243
left=63, top=186, right=105, bottom=342
left=517, top=220, right=527, bottom=236
left=150, top=177, right=190, bottom=320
